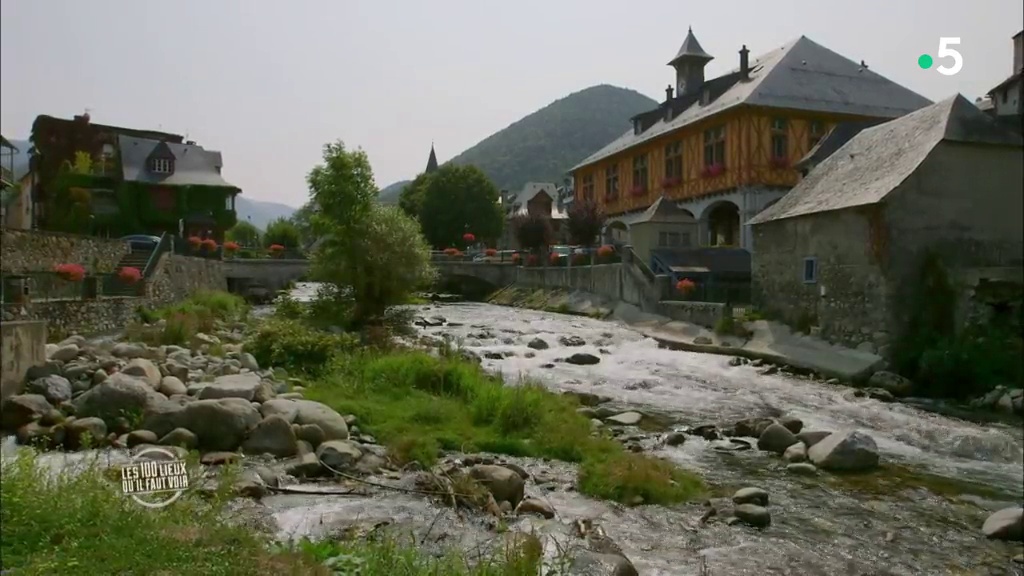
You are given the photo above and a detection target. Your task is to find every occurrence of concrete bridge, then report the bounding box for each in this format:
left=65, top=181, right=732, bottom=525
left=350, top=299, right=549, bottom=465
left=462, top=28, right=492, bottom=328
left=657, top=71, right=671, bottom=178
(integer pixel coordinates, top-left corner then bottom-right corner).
left=223, top=259, right=310, bottom=294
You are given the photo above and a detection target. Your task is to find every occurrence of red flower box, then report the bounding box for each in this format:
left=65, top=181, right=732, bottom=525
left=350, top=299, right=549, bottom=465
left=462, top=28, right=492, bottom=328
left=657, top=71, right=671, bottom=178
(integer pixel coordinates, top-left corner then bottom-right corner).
left=462, top=233, right=476, bottom=243
left=118, top=267, right=142, bottom=284
left=511, top=253, right=522, bottom=264
left=54, top=263, right=86, bottom=282
left=661, top=177, right=682, bottom=188
left=630, top=185, right=647, bottom=197
left=700, top=164, right=725, bottom=178
left=200, top=239, right=218, bottom=251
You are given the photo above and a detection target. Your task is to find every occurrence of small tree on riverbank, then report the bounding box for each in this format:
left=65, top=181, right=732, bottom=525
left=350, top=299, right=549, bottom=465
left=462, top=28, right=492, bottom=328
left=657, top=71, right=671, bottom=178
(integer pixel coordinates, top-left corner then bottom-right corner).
left=510, top=212, right=553, bottom=256
left=566, top=199, right=605, bottom=250
left=307, top=140, right=435, bottom=327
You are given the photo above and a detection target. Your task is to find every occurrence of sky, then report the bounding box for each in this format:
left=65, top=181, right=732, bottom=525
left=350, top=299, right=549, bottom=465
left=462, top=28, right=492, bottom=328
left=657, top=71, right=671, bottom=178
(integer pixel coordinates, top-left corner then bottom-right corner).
left=2, top=0, right=1022, bottom=208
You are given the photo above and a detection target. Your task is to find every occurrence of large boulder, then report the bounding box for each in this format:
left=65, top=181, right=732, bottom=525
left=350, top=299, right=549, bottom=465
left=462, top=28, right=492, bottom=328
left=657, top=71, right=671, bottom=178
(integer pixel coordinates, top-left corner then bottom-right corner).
left=241, top=415, right=299, bottom=457
left=195, top=373, right=275, bottom=403
left=867, top=371, right=914, bottom=397
left=469, top=464, right=525, bottom=506
left=72, top=373, right=167, bottom=423
left=260, top=399, right=300, bottom=422
left=122, top=358, right=162, bottom=388
left=176, top=398, right=262, bottom=451
left=25, top=375, right=73, bottom=404
left=111, top=342, right=149, bottom=359
left=807, top=430, right=879, bottom=471
left=1, top=394, right=54, bottom=430
left=292, top=400, right=349, bottom=440
left=568, top=551, right=638, bottom=576
left=757, top=423, right=799, bottom=455
left=50, top=344, right=80, bottom=362
left=315, top=440, right=363, bottom=471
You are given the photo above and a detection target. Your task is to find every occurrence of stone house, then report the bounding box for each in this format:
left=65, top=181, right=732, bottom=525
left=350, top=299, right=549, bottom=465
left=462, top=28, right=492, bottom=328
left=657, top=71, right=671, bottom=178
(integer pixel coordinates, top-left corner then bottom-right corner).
left=748, top=95, right=1024, bottom=352
left=1, top=138, right=35, bottom=230
left=984, top=29, right=1023, bottom=134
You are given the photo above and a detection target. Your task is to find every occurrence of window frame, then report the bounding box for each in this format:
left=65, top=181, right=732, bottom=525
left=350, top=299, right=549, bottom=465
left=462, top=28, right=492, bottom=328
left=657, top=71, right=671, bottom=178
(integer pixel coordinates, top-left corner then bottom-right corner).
left=664, top=142, right=683, bottom=181
left=632, top=153, right=649, bottom=191
left=802, top=257, right=818, bottom=284
left=581, top=173, right=595, bottom=201
left=152, top=158, right=172, bottom=174
left=770, top=118, right=789, bottom=160
left=604, top=164, right=619, bottom=200
left=703, top=126, right=726, bottom=168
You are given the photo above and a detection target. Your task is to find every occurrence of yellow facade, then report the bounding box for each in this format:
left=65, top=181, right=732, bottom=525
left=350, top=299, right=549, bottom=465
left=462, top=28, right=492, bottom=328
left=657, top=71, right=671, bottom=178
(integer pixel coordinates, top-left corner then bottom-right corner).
left=573, top=108, right=878, bottom=215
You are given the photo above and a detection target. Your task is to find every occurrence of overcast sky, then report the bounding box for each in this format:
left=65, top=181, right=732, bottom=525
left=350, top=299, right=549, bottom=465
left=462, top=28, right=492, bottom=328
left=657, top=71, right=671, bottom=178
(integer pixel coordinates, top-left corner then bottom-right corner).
left=2, top=0, right=1021, bottom=208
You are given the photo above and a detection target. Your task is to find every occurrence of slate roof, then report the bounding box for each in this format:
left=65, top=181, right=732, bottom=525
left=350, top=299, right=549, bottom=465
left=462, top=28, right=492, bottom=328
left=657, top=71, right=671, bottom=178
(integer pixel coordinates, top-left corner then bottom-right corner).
left=505, top=182, right=567, bottom=219
left=621, top=196, right=697, bottom=226
left=794, top=120, right=886, bottom=171
left=748, top=94, right=1024, bottom=225
left=571, top=36, right=932, bottom=172
left=669, top=27, right=714, bottom=66
left=119, top=135, right=239, bottom=189
left=425, top=145, right=439, bottom=173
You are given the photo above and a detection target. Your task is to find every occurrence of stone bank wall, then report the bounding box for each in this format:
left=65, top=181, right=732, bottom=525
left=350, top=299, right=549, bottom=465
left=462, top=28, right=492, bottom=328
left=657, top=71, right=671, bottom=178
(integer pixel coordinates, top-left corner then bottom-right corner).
left=1, top=320, right=46, bottom=400
left=1, top=229, right=129, bottom=274
left=148, top=255, right=228, bottom=307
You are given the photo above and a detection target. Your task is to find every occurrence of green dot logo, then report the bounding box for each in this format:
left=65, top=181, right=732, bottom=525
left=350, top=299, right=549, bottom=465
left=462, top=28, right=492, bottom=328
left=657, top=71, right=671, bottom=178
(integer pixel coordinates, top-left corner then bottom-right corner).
left=918, top=54, right=934, bottom=69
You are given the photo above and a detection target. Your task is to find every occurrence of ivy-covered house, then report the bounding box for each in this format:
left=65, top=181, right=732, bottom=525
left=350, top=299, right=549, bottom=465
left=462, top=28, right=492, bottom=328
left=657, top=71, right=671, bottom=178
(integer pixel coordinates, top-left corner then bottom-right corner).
left=29, top=113, right=240, bottom=240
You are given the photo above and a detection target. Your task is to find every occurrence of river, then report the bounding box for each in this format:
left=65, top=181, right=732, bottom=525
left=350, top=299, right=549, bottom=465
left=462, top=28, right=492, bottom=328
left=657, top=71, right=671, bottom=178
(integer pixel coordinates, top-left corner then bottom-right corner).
left=399, top=299, right=1023, bottom=575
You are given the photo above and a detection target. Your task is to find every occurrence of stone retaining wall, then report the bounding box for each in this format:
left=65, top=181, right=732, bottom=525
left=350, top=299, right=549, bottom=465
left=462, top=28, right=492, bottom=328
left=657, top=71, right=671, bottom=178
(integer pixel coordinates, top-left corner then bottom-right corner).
left=0, top=320, right=46, bottom=400
left=1, top=229, right=129, bottom=274
left=657, top=301, right=726, bottom=328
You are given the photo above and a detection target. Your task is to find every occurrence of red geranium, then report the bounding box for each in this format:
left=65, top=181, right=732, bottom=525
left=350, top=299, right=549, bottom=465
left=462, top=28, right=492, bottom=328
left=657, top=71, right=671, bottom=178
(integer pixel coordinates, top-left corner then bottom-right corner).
left=511, top=253, right=521, bottom=264
left=484, top=248, right=497, bottom=257
left=54, top=263, right=86, bottom=282
left=187, top=236, right=202, bottom=247
left=676, top=278, right=696, bottom=295
left=200, top=239, right=217, bottom=251
left=597, top=245, right=615, bottom=258
left=526, top=254, right=540, bottom=267
left=463, top=233, right=476, bottom=243
left=443, top=247, right=459, bottom=256
left=118, top=267, right=142, bottom=284
left=223, top=241, right=240, bottom=253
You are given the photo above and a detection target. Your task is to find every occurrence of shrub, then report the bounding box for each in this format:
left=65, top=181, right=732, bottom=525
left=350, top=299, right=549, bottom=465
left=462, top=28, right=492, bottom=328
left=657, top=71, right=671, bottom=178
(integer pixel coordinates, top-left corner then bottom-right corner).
left=54, top=263, right=85, bottom=282
left=245, top=319, right=358, bottom=374
left=118, top=267, right=142, bottom=284
left=273, top=292, right=307, bottom=320
left=510, top=212, right=553, bottom=254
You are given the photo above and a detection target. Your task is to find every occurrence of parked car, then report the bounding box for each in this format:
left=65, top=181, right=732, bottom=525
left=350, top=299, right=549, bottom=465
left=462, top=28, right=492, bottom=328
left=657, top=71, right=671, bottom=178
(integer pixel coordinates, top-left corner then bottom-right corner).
left=120, top=235, right=161, bottom=251
left=473, top=250, right=516, bottom=262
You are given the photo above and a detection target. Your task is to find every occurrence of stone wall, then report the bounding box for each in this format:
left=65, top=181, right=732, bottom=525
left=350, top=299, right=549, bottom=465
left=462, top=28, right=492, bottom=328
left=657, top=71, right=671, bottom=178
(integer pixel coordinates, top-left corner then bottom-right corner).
left=656, top=301, right=726, bottom=328
left=0, top=229, right=129, bottom=274
left=512, top=260, right=670, bottom=313
left=751, top=209, right=890, bottom=351
left=1, top=255, right=227, bottom=339
left=0, top=320, right=46, bottom=400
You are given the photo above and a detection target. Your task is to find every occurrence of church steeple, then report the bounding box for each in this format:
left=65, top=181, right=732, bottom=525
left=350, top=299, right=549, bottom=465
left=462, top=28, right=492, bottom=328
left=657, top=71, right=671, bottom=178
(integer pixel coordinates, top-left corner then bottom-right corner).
left=667, top=27, right=714, bottom=97
left=425, top=143, right=439, bottom=174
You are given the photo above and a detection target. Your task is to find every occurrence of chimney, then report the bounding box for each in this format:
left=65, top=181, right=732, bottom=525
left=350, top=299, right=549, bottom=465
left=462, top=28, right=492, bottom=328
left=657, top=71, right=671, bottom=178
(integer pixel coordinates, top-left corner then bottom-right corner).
left=739, top=45, right=750, bottom=78
left=665, top=84, right=674, bottom=102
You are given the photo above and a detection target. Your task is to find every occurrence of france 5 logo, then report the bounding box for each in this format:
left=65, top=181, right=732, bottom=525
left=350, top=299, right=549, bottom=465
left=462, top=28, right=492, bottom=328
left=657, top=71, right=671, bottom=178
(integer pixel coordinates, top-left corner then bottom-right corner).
left=918, top=38, right=963, bottom=76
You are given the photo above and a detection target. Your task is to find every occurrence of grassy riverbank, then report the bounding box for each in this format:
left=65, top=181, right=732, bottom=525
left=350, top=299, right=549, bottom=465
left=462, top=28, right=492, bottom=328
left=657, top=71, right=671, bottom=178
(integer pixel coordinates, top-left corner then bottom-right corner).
left=0, top=452, right=545, bottom=575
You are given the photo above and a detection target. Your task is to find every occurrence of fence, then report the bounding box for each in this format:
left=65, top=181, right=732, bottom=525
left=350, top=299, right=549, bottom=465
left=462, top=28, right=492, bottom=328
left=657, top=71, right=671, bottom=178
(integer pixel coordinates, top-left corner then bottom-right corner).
left=1, top=271, right=145, bottom=304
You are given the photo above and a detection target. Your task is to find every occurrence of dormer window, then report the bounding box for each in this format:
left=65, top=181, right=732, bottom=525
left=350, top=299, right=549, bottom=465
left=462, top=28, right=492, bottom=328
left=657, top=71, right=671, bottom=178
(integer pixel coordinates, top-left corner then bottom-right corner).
left=151, top=158, right=172, bottom=174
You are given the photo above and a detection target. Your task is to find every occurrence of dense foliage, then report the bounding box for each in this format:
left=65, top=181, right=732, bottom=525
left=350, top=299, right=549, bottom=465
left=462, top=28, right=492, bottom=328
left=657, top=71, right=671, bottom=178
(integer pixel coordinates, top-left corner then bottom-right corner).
left=308, top=140, right=435, bottom=327
left=401, top=165, right=504, bottom=249
left=510, top=212, right=553, bottom=254
left=262, top=217, right=301, bottom=249
left=566, top=199, right=606, bottom=247
left=225, top=221, right=261, bottom=246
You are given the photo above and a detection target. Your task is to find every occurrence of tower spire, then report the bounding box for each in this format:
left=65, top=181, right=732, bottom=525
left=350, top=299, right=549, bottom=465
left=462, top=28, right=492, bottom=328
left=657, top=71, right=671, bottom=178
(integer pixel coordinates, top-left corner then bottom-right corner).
left=425, top=143, right=439, bottom=174
left=667, top=27, right=714, bottom=96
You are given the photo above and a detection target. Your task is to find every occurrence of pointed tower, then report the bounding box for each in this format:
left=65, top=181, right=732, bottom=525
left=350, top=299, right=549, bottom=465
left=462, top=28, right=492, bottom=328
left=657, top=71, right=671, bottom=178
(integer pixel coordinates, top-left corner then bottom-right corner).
left=425, top=144, right=439, bottom=174
left=668, top=27, right=714, bottom=97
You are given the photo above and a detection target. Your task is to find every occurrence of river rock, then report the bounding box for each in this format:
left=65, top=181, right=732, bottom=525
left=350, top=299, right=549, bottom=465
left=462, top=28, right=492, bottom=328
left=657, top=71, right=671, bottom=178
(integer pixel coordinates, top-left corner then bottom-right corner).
left=50, top=344, right=80, bottom=362
left=111, top=342, right=149, bottom=359
left=786, top=462, right=818, bottom=475
left=732, top=487, right=769, bottom=506
left=779, top=415, right=803, bottom=434
left=65, top=416, right=107, bottom=449
left=294, top=423, right=326, bottom=447
left=241, top=415, right=298, bottom=457
left=783, top=442, right=808, bottom=463
left=733, top=504, right=771, bottom=528
left=757, top=423, right=799, bottom=454
left=126, top=429, right=158, bottom=447
left=559, top=335, right=586, bottom=347
left=527, top=338, right=549, bottom=350
left=605, top=411, right=643, bottom=426
left=515, top=497, right=556, bottom=519
left=796, top=430, right=832, bottom=448
left=158, top=376, right=188, bottom=397
left=26, top=375, right=73, bottom=404
left=664, top=431, right=687, bottom=446
left=316, top=440, right=362, bottom=471
left=735, top=417, right=775, bottom=438
left=122, top=358, right=162, bottom=388
left=260, top=398, right=300, bottom=422
left=867, top=370, right=914, bottom=397
left=569, top=551, right=638, bottom=576
left=292, top=400, right=349, bottom=440
left=239, top=352, right=260, bottom=372
left=981, top=507, right=1023, bottom=542
left=565, top=353, right=600, bottom=366
left=196, top=373, right=275, bottom=402
left=173, top=398, right=262, bottom=451
left=807, top=430, right=879, bottom=471
left=72, top=373, right=168, bottom=423
left=159, top=427, right=198, bottom=449
left=25, top=361, right=62, bottom=382
left=469, top=464, right=525, bottom=507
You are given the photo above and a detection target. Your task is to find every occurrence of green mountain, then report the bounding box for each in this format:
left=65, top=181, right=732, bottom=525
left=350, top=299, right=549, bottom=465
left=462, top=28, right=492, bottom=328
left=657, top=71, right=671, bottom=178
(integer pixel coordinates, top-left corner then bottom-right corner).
left=378, top=179, right=412, bottom=205
left=377, top=84, right=657, bottom=201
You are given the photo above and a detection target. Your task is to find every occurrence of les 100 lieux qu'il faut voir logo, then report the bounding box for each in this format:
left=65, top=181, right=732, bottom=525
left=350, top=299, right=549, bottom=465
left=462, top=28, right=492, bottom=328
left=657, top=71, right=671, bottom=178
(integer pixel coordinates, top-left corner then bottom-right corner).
left=119, top=446, right=190, bottom=508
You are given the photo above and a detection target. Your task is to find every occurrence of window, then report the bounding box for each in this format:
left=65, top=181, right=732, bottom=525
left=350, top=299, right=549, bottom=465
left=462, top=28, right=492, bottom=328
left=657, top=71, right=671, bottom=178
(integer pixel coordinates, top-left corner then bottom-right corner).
left=225, top=193, right=235, bottom=211
left=658, top=231, right=683, bottom=247
left=809, top=121, right=825, bottom=149
left=604, top=164, right=619, bottom=200
left=803, top=257, right=818, bottom=284
left=152, top=158, right=172, bottom=174
left=771, top=118, right=788, bottom=161
left=582, top=173, right=595, bottom=201
left=703, top=126, right=726, bottom=167
left=664, top=142, right=683, bottom=182
left=1003, top=89, right=1009, bottom=104
left=632, top=154, right=649, bottom=191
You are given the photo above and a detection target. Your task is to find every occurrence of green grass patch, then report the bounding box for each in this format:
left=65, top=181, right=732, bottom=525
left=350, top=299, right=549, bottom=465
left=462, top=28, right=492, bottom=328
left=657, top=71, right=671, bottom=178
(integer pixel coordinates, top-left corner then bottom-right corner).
left=303, top=350, right=706, bottom=505
left=129, top=290, right=249, bottom=346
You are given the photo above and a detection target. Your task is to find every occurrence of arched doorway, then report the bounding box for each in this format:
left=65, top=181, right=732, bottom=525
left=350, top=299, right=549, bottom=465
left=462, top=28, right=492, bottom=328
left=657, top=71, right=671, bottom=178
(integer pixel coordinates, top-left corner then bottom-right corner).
left=604, top=220, right=630, bottom=246
left=704, top=202, right=740, bottom=247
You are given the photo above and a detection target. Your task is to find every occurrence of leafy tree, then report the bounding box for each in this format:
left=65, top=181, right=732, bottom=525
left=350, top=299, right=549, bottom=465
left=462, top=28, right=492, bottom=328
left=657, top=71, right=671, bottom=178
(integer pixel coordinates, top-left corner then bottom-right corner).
left=397, top=173, right=430, bottom=220
left=263, top=217, right=301, bottom=248
left=511, top=212, right=553, bottom=254
left=416, top=165, right=503, bottom=249
left=308, top=140, right=435, bottom=327
left=226, top=221, right=261, bottom=246
left=566, top=199, right=605, bottom=248
left=290, top=201, right=317, bottom=247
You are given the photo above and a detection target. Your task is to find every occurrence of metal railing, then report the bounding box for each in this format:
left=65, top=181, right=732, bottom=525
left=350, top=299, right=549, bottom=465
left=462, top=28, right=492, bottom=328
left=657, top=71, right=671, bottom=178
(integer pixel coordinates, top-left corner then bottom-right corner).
left=142, top=232, right=170, bottom=277
left=224, top=243, right=307, bottom=260
left=1, top=271, right=146, bottom=303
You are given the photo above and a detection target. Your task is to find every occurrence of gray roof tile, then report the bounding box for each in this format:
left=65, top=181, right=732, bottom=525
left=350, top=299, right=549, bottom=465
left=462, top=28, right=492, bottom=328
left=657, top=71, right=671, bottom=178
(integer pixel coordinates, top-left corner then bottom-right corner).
left=572, top=36, right=933, bottom=172
left=118, top=135, right=239, bottom=189
left=748, top=94, right=1023, bottom=225
left=669, top=27, right=714, bottom=65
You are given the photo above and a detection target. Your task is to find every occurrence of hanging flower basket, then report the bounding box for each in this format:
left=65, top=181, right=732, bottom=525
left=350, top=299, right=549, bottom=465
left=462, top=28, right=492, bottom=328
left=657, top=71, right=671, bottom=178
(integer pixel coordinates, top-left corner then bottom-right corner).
left=572, top=253, right=589, bottom=266
left=443, top=247, right=459, bottom=258
left=200, top=239, right=218, bottom=252
left=54, top=263, right=86, bottom=282
left=118, top=267, right=142, bottom=285
left=597, top=245, right=615, bottom=258
left=526, top=254, right=540, bottom=267
left=549, top=252, right=562, bottom=266
left=462, top=233, right=476, bottom=243
left=676, top=278, right=696, bottom=297
left=630, top=185, right=647, bottom=197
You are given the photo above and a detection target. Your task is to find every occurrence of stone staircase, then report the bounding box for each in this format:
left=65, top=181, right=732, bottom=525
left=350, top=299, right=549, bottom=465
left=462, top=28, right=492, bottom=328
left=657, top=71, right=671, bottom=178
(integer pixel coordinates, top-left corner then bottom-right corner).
left=107, top=238, right=166, bottom=297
